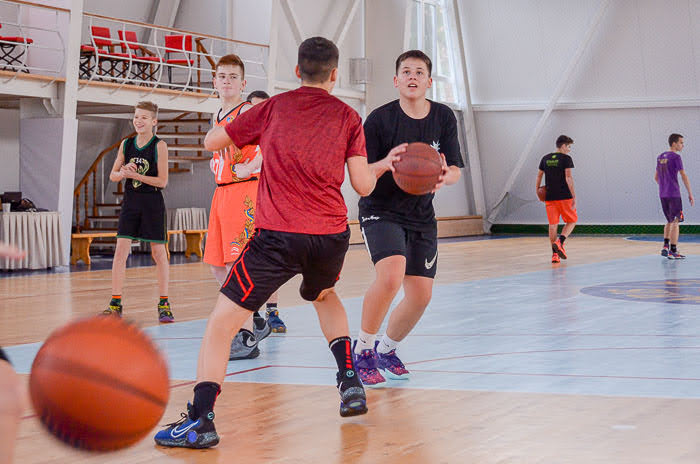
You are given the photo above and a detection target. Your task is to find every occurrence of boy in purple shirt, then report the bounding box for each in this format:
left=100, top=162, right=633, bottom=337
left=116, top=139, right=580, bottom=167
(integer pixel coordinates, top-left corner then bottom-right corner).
left=655, top=133, right=694, bottom=259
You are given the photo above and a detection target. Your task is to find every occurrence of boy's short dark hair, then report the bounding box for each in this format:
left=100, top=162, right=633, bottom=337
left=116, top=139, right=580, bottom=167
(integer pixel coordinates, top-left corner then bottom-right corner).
left=215, top=54, right=245, bottom=79
left=297, top=37, right=339, bottom=83
left=247, top=90, right=270, bottom=102
left=135, top=101, right=158, bottom=118
left=669, top=133, right=683, bottom=146
left=556, top=135, right=573, bottom=148
left=395, top=50, right=432, bottom=77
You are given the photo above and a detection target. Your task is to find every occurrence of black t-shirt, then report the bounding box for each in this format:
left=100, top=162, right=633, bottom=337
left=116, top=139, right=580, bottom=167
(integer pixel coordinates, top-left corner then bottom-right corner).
left=358, top=99, right=464, bottom=230
left=538, top=152, right=574, bottom=200
left=123, top=135, right=161, bottom=193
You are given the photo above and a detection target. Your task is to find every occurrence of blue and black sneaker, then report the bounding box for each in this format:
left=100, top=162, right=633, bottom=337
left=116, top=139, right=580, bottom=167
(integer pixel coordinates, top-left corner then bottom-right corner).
left=154, top=403, right=219, bottom=449
left=337, top=370, right=368, bottom=417
left=266, top=309, right=287, bottom=333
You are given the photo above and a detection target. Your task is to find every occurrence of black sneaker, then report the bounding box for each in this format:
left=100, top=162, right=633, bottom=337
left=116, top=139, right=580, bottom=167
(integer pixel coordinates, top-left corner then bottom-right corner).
left=661, top=247, right=669, bottom=257
left=103, top=300, right=122, bottom=317
left=154, top=403, right=219, bottom=448
left=253, top=312, right=272, bottom=342
left=229, top=330, right=260, bottom=360
left=336, top=370, right=368, bottom=417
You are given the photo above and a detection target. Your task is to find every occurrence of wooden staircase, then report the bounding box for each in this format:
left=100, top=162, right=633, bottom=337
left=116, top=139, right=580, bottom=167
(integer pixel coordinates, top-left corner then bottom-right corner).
left=73, top=112, right=211, bottom=239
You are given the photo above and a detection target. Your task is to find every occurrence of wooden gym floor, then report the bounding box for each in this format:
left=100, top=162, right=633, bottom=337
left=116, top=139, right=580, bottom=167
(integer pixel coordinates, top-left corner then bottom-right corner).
left=4, top=235, right=700, bottom=463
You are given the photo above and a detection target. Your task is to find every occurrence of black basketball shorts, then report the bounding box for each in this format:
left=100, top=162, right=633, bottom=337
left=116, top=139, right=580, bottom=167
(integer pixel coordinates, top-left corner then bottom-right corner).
left=360, top=218, right=438, bottom=279
left=0, top=347, right=10, bottom=365
left=117, top=191, right=167, bottom=243
left=220, top=227, right=351, bottom=311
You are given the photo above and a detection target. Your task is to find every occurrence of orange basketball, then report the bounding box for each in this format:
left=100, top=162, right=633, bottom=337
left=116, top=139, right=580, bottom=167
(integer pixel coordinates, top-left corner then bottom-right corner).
left=29, top=316, right=169, bottom=451
left=392, top=142, right=443, bottom=195
left=537, top=186, right=547, bottom=202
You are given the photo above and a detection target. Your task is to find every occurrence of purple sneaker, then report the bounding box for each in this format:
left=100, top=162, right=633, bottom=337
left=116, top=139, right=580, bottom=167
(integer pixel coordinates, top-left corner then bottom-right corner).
left=352, top=340, right=386, bottom=388
left=158, top=301, right=175, bottom=323
left=375, top=341, right=410, bottom=380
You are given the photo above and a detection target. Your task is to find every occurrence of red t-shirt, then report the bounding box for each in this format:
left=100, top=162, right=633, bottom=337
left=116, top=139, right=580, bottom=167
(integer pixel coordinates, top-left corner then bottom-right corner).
left=225, top=86, right=367, bottom=234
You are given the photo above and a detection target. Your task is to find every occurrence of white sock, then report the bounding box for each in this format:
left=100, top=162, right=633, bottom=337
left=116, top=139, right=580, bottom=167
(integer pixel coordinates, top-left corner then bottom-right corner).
left=377, top=334, right=399, bottom=354
left=355, top=330, right=376, bottom=354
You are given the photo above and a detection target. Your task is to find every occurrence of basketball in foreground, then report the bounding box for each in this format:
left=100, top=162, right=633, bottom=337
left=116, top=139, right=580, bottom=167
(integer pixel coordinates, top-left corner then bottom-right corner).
left=537, top=186, right=547, bottom=202
left=392, top=142, right=443, bottom=195
left=29, top=316, right=169, bottom=451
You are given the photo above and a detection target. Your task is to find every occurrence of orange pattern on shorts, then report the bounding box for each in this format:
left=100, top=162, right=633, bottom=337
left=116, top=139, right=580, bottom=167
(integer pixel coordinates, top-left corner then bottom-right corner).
left=203, top=179, right=259, bottom=267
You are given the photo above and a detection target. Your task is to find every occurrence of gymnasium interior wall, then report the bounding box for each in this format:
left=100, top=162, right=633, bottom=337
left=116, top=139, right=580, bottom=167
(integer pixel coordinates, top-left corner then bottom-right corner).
left=458, top=0, right=700, bottom=225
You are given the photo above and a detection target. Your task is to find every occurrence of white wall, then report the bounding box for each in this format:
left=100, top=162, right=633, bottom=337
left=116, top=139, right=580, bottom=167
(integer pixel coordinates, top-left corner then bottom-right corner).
left=460, top=0, right=700, bottom=224
left=0, top=109, right=20, bottom=193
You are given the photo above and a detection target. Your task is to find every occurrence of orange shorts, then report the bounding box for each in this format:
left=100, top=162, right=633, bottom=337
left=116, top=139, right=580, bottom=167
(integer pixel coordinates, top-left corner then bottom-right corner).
left=203, top=180, right=258, bottom=267
left=545, top=199, right=577, bottom=225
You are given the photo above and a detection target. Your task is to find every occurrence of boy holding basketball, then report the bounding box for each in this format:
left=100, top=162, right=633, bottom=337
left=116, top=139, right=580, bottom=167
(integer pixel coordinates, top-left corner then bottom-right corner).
left=0, top=243, right=25, bottom=464
left=105, top=101, right=174, bottom=322
left=535, top=135, right=577, bottom=264
left=206, top=55, right=281, bottom=362
left=655, top=133, right=694, bottom=259
left=353, top=50, right=463, bottom=388
left=155, top=37, right=400, bottom=449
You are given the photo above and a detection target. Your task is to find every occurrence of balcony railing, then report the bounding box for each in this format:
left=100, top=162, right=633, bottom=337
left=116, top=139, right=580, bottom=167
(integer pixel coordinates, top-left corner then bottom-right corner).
left=0, top=1, right=269, bottom=97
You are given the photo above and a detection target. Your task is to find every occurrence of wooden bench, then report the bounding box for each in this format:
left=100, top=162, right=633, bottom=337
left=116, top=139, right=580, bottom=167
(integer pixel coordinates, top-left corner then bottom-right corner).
left=70, top=232, right=116, bottom=265
left=71, top=230, right=187, bottom=265
left=183, top=229, right=207, bottom=259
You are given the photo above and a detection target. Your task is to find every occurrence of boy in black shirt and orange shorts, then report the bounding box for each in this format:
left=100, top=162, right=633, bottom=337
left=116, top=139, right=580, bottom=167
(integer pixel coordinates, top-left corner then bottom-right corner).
left=536, top=135, right=578, bottom=264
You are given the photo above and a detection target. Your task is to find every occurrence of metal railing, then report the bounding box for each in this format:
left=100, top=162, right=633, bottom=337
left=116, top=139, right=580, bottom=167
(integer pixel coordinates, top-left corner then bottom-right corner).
left=0, top=0, right=66, bottom=79
left=81, top=13, right=269, bottom=96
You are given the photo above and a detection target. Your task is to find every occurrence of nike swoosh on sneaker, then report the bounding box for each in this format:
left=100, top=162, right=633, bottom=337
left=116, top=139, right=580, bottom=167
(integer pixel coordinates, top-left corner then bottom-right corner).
left=425, top=250, right=438, bottom=270
left=170, top=419, right=200, bottom=438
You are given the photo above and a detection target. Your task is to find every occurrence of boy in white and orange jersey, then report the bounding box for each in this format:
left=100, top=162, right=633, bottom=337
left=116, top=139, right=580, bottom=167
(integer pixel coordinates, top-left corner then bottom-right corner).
left=206, top=55, right=284, bottom=360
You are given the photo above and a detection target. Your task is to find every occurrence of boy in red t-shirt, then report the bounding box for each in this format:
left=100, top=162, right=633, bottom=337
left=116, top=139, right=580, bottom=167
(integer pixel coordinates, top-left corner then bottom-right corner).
left=154, top=37, right=403, bottom=449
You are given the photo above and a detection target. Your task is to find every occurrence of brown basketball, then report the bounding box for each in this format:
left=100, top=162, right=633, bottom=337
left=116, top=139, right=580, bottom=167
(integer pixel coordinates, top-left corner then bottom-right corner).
left=29, top=316, right=169, bottom=451
left=392, top=142, right=443, bottom=195
left=537, top=186, right=547, bottom=202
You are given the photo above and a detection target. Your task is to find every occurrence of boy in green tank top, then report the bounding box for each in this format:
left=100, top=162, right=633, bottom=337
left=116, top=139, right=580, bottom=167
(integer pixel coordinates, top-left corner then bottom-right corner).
left=105, top=101, right=174, bottom=322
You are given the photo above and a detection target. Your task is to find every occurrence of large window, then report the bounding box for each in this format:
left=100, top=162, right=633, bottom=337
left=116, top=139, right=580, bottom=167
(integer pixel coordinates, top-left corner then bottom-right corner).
left=406, top=0, right=462, bottom=107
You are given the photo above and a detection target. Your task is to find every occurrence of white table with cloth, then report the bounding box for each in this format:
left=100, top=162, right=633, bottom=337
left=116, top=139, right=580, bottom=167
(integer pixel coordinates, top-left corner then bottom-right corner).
left=0, top=212, right=66, bottom=270
left=134, top=207, right=208, bottom=252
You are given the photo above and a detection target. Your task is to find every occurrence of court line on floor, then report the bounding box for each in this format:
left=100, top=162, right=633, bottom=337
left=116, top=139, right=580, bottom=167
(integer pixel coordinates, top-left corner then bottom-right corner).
left=20, top=365, right=274, bottom=421
left=408, top=346, right=700, bottom=365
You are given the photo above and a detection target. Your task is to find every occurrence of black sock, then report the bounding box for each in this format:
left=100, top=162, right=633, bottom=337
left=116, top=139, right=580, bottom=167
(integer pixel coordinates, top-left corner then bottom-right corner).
left=671, top=244, right=678, bottom=252
left=329, top=336, right=354, bottom=374
left=266, top=302, right=278, bottom=314
left=664, top=238, right=670, bottom=247
left=253, top=311, right=265, bottom=329
left=192, top=381, right=221, bottom=419
left=559, top=235, right=566, bottom=244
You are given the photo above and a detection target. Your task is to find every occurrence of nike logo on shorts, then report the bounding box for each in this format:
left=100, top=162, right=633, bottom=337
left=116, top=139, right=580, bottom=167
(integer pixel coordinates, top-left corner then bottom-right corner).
left=425, top=250, right=438, bottom=270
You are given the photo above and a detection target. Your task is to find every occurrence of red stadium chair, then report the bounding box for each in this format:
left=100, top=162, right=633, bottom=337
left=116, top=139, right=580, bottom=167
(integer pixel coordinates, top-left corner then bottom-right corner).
left=0, top=23, right=34, bottom=72
left=117, top=29, right=162, bottom=83
left=164, top=34, right=194, bottom=84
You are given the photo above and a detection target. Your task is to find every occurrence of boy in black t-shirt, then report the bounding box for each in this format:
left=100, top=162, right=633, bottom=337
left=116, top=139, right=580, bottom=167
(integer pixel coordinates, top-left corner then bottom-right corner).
left=354, top=50, right=465, bottom=387
left=536, top=135, right=577, bottom=264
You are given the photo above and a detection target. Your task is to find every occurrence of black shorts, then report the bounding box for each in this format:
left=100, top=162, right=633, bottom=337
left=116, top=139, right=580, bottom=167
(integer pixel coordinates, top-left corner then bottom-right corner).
left=220, top=227, right=351, bottom=311
left=0, top=347, right=10, bottom=365
left=660, top=197, right=684, bottom=223
left=117, top=191, right=167, bottom=243
left=361, top=219, right=438, bottom=279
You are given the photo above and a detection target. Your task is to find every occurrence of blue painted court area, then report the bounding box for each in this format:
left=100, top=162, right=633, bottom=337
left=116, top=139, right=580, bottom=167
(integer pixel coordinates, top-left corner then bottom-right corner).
left=8, top=254, right=700, bottom=400
left=625, top=234, right=700, bottom=243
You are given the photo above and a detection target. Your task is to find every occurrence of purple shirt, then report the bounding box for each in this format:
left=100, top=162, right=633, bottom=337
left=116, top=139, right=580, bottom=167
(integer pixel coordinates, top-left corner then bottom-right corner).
left=657, top=151, right=684, bottom=198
